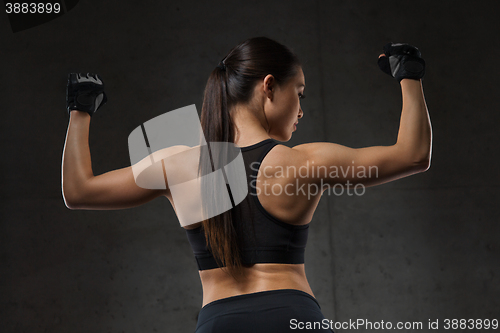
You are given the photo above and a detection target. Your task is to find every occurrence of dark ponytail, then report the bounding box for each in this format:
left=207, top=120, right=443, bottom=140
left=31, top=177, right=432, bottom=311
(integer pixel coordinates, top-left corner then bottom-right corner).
left=200, top=37, right=301, bottom=278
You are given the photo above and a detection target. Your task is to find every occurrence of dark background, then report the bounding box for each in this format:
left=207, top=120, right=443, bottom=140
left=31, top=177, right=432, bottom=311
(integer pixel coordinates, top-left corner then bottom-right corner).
left=1, top=1, right=499, bottom=332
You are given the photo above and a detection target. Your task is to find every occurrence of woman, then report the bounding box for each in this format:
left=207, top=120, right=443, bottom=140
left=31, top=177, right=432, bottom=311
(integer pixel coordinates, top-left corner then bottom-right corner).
left=62, top=37, right=432, bottom=332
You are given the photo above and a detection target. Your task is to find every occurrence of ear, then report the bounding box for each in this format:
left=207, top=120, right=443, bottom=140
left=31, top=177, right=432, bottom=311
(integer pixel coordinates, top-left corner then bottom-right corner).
left=262, top=74, right=276, bottom=100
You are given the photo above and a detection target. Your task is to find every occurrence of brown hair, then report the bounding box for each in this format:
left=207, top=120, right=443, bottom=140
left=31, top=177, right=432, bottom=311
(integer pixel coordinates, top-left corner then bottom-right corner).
left=199, top=37, right=301, bottom=278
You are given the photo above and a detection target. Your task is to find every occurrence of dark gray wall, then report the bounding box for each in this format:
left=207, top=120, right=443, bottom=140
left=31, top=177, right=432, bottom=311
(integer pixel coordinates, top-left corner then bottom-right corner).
left=1, top=1, right=499, bottom=332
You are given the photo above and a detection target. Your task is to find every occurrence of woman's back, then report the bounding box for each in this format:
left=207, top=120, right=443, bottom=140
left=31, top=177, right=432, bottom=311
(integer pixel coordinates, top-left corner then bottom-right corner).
left=180, top=138, right=323, bottom=306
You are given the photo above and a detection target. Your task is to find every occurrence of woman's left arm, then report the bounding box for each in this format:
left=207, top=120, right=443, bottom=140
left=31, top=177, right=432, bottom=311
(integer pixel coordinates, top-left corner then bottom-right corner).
left=62, top=111, right=169, bottom=210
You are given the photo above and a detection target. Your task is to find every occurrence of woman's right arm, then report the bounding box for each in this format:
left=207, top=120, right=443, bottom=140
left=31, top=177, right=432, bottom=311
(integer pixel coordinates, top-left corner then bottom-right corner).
left=291, top=78, right=432, bottom=188
left=62, top=111, right=169, bottom=210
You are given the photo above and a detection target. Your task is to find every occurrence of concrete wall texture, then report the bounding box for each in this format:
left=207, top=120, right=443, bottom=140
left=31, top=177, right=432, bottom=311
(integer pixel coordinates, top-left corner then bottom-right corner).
left=1, top=0, right=499, bottom=332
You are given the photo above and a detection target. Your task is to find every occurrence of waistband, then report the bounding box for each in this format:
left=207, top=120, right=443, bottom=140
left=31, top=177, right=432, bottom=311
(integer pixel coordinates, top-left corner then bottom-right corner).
left=201, top=288, right=320, bottom=310
left=196, top=289, right=324, bottom=332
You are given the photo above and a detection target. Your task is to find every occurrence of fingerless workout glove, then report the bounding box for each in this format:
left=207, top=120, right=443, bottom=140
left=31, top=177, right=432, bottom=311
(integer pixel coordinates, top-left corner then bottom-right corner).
left=66, top=73, right=107, bottom=116
left=377, top=43, right=425, bottom=82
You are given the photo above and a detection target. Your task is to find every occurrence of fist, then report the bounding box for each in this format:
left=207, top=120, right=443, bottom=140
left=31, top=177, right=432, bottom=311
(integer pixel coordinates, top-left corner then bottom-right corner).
left=66, top=73, right=107, bottom=116
left=377, top=43, right=425, bottom=82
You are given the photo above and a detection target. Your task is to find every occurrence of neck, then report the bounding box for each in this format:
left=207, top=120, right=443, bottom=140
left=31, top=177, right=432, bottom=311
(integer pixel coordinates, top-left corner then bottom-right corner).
left=231, top=103, right=271, bottom=147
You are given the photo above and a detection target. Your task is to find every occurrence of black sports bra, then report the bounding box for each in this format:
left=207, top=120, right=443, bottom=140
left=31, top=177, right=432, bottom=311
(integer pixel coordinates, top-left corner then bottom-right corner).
left=185, top=139, right=309, bottom=270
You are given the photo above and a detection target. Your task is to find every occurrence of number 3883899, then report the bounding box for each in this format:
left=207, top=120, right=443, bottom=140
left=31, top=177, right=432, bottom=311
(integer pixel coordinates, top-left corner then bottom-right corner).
left=5, top=3, right=61, bottom=14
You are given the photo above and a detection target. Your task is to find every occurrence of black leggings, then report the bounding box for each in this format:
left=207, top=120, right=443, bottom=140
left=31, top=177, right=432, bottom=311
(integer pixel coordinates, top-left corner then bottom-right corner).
left=195, top=289, right=334, bottom=333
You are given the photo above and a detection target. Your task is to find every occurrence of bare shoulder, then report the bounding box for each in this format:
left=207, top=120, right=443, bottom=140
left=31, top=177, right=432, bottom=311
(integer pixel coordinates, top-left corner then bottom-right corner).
left=262, top=143, right=309, bottom=168
left=150, top=145, right=194, bottom=161
left=263, top=142, right=335, bottom=171
left=133, top=145, right=201, bottom=198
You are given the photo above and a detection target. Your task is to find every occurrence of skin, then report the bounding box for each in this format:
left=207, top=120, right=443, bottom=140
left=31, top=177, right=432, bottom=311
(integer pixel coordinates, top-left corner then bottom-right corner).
left=62, top=57, right=432, bottom=307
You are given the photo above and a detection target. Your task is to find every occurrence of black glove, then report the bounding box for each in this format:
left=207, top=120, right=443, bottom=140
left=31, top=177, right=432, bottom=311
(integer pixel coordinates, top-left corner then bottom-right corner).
left=377, top=43, right=425, bottom=82
left=66, top=73, right=107, bottom=116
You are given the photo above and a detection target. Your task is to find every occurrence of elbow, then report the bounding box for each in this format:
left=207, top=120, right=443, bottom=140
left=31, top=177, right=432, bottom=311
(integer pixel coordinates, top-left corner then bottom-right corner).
left=62, top=189, right=83, bottom=210
left=400, top=143, right=432, bottom=174
left=412, top=153, right=431, bottom=173
left=416, top=158, right=431, bottom=172
left=62, top=178, right=90, bottom=209
left=63, top=195, right=79, bottom=210
left=417, top=146, right=432, bottom=172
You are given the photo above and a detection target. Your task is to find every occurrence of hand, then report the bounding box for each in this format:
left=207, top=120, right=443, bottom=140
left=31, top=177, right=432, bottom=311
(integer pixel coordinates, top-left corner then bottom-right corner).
left=66, top=73, right=107, bottom=116
left=377, top=43, right=425, bottom=82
